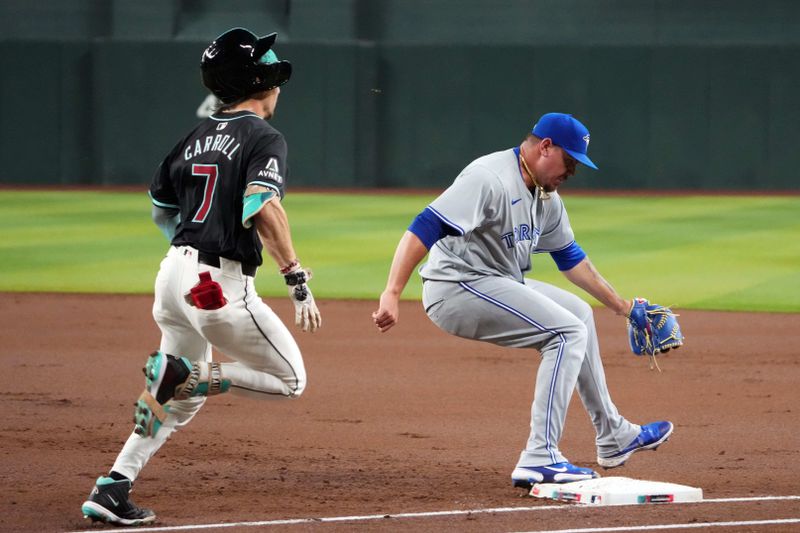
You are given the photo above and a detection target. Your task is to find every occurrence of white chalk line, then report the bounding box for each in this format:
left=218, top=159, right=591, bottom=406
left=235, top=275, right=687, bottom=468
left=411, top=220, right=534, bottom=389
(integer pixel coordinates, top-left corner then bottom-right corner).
left=68, top=494, right=800, bottom=532
left=512, top=517, right=800, bottom=533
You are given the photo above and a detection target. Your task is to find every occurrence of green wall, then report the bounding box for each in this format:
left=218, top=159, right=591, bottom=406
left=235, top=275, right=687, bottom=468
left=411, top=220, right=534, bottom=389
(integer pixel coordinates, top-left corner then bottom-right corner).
left=1, top=1, right=798, bottom=190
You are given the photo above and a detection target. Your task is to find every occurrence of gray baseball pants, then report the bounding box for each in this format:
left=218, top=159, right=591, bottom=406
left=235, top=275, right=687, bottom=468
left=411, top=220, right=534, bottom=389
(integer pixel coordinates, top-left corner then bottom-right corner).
left=422, top=276, right=639, bottom=468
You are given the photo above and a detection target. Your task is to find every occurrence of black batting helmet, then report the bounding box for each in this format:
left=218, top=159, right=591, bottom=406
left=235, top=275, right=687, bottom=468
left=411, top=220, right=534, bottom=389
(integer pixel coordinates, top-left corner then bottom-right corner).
left=200, top=27, right=292, bottom=104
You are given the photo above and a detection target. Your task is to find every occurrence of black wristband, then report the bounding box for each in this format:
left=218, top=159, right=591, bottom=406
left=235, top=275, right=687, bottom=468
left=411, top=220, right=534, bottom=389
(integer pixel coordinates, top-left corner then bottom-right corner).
left=284, top=270, right=308, bottom=286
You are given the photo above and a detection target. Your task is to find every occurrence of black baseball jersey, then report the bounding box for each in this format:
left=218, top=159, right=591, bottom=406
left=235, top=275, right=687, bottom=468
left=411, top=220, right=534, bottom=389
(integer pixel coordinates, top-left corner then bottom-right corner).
left=149, top=111, right=288, bottom=266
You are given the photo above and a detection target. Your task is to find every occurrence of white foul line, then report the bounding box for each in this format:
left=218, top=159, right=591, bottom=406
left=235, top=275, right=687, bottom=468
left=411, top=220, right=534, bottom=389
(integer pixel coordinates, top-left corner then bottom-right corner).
left=512, top=517, right=800, bottom=533
left=68, top=495, right=800, bottom=532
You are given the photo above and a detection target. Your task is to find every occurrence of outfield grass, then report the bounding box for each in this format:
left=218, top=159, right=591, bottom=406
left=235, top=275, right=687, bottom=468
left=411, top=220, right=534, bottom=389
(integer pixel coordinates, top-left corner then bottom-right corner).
left=0, top=190, right=797, bottom=312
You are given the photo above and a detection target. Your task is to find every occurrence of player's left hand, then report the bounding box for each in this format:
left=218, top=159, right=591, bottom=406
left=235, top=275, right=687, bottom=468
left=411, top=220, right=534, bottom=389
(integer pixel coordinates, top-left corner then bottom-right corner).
left=284, top=267, right=321, bottom=332
left=626, top=297, right=684, bottom=356
left=372, top=290, right=400, bottom=332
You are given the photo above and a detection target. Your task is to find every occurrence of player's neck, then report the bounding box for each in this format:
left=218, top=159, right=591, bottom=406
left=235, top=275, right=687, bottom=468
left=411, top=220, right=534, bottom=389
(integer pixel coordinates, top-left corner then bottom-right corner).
left=221, top=100, right=268, bottom=118
left=519, top=145, right=550, bottom=199
left=518, top=146, right=536, bottom=189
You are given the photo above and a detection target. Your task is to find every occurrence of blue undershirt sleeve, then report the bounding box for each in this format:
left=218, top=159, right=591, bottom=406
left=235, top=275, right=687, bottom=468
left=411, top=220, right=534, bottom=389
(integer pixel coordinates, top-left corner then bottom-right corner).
left=550, top=241, right=587, bottom=271
left=408, top=207, right=461, bottom=249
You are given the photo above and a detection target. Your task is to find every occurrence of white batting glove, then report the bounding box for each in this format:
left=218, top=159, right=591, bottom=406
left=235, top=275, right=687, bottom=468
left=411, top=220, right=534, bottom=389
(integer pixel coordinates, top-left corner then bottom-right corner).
left=284, top=266, right=321, bottom=333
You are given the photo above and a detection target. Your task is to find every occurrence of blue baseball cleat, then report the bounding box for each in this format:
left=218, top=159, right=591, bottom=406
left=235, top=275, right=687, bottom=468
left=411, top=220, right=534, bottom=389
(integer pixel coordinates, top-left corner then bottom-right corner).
left=511, top=462, right=599, bottom=488
left=597, top=421, right=674, bottom=469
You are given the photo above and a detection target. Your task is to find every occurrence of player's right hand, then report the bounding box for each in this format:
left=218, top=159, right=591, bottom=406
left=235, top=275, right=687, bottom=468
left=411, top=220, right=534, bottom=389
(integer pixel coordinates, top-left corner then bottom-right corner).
left=283, top=266, right=321, bottom=333
left=372, top=291, right=399, bottom=333
left=289, top=283, right=321, bottom=332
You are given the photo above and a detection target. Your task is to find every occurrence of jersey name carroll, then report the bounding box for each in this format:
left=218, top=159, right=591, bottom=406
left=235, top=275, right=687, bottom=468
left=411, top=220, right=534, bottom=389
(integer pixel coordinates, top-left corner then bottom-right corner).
left=183, top=133, right=242, bottom=161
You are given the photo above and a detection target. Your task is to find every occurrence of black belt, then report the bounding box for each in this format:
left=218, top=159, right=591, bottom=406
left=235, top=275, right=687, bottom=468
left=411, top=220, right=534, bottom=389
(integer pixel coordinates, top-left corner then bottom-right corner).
left=198, top=251, right=258, bottom=277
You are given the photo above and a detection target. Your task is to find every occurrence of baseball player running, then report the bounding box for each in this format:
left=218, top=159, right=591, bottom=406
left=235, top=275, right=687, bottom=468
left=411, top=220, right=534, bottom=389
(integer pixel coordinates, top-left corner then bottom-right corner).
left=81, top=28, right=320, bottom=526
left=373, top=113, right=674, bottom=488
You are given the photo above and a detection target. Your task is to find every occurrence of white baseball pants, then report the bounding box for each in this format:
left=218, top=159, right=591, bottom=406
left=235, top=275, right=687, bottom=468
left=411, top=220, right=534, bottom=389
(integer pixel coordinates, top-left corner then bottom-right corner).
left=111, top=245, right=306, bottom=480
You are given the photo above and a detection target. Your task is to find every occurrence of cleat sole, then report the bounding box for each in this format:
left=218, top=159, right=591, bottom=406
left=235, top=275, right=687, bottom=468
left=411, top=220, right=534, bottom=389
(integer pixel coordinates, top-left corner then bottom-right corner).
left=81, top=501, right=156, bottom=526
left=597, top=423, right=673, bottom=469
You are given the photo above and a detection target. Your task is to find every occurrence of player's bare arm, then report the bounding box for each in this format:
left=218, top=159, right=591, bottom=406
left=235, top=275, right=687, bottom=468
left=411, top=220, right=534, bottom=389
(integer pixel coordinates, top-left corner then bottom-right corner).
left=561, top=257, right=631, bottom=315
left=248, top=184, right=298, bottom=269
left=248, top=187, right=321, bottom=333
left=373, top=231, right=428, bottom=332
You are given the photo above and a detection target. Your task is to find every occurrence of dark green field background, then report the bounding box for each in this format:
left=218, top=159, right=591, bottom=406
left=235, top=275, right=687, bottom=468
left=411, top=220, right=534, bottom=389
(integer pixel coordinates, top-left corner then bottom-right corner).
left=1, top=1, right=799, bottom=191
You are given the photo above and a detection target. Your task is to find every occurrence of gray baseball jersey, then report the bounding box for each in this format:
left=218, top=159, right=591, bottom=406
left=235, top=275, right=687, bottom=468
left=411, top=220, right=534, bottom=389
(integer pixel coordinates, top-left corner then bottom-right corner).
left=419, top=149, right=575, bottom=283
left=418, top=147, right=639, bottom=468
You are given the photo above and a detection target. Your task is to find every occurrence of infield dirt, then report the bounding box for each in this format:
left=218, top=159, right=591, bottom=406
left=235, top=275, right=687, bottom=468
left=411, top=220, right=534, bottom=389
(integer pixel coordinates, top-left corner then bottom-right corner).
left=1, top=294, right=798, bottom=532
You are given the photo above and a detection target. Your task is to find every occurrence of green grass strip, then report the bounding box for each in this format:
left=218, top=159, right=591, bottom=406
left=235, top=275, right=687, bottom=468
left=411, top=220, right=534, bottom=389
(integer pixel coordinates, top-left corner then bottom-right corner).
left=0, top=190, right=797, bottom=312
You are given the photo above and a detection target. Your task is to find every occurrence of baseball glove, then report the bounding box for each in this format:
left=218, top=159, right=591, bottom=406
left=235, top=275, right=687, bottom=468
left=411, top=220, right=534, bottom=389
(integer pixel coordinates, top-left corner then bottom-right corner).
left=627, top=297, right=684, bottom=356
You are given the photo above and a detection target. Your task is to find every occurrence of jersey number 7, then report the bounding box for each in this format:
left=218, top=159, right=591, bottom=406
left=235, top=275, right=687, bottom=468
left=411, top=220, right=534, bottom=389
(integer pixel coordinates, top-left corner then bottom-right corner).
left=191, top=164, right=219, bottom=223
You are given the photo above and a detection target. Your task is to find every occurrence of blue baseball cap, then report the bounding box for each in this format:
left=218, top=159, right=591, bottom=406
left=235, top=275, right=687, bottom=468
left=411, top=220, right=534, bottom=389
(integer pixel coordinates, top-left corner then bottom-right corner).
left=532, top=113, right=598, bottom=170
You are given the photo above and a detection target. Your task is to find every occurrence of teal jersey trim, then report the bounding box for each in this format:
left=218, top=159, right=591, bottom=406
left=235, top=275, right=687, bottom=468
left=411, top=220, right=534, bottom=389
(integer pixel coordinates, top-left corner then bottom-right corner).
left=148, top=191, right=179, bottom=209
left=242, top=191, right=276, bottom=228
left=246, top=181, right=281, bottom=194
left=209, top=113, right=261, bottom=122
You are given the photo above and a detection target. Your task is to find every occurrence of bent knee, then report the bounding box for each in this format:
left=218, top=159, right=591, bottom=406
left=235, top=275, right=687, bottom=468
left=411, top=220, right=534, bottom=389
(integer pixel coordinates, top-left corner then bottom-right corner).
left=553, top=293, right=594, bottom=325
left=573, top=301, right=595, bottom=326
left=167, top=396, right=206, bottom=426
left=570, top=321, right=589, bottom=349
left=558, top=320, right=589, bottom=353
left=572, top=320, right=588, bottom=339
left=289, top=376, right=307, bottom=398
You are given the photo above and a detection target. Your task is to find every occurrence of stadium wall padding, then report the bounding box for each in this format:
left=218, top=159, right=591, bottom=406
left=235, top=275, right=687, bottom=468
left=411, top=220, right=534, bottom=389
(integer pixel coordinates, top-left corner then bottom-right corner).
left=1, top=0, right=798, bottom=190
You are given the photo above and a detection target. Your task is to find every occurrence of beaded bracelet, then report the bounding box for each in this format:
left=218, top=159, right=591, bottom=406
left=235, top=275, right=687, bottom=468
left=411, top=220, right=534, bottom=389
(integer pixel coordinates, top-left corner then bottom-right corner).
left=279, top=259, right=300, bottom=275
